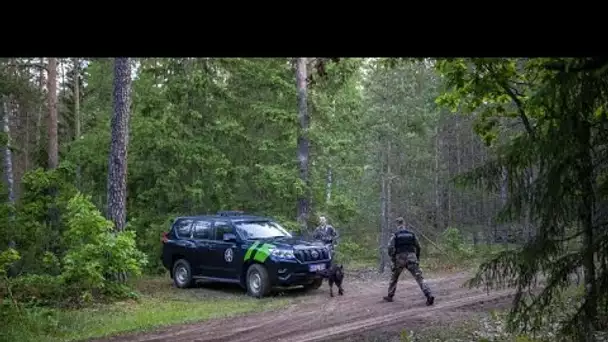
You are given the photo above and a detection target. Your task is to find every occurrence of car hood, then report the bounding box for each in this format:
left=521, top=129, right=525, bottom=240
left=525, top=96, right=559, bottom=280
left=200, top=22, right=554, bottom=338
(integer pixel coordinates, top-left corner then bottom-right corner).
left=257, top=237, right=325, bottom=250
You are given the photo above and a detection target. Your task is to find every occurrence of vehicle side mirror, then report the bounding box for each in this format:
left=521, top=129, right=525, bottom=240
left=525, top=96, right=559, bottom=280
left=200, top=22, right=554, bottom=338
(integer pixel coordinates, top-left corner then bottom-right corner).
left=223, top=233, right=237, bottom=242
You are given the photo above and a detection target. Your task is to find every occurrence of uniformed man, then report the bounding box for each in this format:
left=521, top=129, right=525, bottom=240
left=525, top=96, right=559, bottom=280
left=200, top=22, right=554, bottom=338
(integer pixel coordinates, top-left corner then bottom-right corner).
left=383, top=217, right=435, bottom=306
left=313, top=216, right=339, bottom=250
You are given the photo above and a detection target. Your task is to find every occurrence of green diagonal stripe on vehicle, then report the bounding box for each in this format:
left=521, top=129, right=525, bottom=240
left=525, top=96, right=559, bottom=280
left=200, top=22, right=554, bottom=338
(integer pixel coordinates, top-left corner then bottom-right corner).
left=253, top=243, right=274, bottom=263
left=244, top=241, right=260, bottom=261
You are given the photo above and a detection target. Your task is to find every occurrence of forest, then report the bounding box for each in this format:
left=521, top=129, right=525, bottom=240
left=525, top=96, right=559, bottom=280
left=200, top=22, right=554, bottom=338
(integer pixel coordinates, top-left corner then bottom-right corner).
left=0, top=57, right=607, bottom=342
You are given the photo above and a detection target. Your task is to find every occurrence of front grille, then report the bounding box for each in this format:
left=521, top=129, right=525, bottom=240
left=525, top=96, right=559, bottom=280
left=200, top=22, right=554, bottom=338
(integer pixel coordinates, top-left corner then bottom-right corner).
left=295, top=248, right=329, bottom=263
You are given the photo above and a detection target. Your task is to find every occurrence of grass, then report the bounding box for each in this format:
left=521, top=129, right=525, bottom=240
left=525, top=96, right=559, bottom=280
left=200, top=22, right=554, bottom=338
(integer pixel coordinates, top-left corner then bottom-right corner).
left=1, top=276, right=292, bottom=342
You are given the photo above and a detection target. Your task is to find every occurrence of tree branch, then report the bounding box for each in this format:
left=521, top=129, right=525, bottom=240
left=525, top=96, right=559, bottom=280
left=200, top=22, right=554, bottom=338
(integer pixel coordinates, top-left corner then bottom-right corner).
left=500, top=82, right=536, bottom=140
left=483, top=63, right=536, bottom=140
left=544, top=57, right=608, bottom=73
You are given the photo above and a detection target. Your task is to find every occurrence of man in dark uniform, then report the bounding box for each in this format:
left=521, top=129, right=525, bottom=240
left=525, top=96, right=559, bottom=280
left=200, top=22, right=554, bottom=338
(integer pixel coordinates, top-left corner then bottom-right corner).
left=383, top=217, right=435, bottom=306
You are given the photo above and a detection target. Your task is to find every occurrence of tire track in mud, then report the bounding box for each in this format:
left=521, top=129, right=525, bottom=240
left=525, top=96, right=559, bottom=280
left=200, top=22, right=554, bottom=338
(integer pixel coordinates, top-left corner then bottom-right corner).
left=152, top=273, right=474, bottom=342
left=285, top=291, right=515, bottom=342
left=92, top=272, right=514, bottom=342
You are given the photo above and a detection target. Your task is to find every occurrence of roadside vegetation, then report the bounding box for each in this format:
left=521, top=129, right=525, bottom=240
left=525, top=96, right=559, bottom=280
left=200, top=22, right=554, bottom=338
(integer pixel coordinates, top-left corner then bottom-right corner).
left=1, top=57, right=608, bottom=341
left=1, top=274, right=290, bottom=342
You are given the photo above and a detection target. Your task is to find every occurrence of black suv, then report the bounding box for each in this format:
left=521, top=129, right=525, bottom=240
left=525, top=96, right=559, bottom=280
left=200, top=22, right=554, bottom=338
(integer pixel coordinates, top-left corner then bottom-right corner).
left=161, top=211, right=333, bottom=297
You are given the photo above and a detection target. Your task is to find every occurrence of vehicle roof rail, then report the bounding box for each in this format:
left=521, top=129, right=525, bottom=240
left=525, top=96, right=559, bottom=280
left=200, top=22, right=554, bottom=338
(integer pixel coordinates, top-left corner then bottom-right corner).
left=217, top=210, right=246, bottom=217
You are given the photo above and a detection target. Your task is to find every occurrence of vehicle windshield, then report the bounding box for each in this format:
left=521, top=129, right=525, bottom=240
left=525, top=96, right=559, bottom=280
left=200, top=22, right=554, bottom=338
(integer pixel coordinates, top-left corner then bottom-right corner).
left=235, top=221, right=292, bottom=240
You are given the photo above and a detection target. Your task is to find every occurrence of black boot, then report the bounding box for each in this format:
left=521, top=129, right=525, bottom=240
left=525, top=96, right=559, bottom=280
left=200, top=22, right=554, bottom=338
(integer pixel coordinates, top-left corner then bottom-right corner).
left=383, top=295, right=394, bottom=302
left=426, top=294, right=435, bottom=306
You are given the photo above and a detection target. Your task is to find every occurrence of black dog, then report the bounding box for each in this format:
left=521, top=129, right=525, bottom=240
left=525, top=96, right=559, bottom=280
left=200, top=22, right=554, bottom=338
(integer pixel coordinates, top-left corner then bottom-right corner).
left=318, top=264, right=344, bottom=297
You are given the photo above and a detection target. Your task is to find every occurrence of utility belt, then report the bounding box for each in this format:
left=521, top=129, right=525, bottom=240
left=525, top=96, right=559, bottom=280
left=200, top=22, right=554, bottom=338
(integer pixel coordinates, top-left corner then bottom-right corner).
left=394, top=246, right=416, bottom=254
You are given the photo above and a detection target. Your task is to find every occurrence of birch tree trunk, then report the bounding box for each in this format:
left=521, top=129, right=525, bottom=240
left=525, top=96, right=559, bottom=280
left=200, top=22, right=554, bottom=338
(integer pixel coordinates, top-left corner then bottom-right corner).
left=1, top=99, right=14, bottom=205
left=1, top=98, right=16, bottom=277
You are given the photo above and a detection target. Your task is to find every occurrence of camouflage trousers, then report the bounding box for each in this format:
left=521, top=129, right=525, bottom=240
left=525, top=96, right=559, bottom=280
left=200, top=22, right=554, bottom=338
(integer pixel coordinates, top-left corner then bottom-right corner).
left=387, top=252, right=431, bottom=298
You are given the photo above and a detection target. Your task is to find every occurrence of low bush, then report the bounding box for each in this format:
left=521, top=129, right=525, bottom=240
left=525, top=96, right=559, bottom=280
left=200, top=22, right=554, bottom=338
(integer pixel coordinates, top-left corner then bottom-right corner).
left=1, top=189, right=147, bottom=309
left=60, top=193, right=147, bottom=302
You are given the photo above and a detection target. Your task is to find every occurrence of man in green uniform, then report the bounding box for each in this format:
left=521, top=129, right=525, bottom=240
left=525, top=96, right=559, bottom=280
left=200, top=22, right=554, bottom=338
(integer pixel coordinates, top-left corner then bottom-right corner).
left=383, top=217, right=435, bottom=306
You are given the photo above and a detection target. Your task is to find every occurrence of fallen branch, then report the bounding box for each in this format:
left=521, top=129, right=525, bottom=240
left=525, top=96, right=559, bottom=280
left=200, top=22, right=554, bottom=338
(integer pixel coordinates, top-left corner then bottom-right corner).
left=407, top=224, right=449, bottom=256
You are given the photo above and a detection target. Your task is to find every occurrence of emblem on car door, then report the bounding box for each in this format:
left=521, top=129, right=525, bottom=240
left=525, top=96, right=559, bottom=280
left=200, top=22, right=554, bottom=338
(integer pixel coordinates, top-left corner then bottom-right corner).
left=224, top=248, right=233, bottom=262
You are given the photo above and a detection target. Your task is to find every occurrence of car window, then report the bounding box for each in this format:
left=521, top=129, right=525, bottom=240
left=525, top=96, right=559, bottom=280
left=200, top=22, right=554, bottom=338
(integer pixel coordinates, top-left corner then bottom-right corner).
left=192, top=220, right=213, bottom=240
left=214, top=222, right=233, bottom=241
left=174, top=219, right=193, bottom=238
left=234, top=221, right=292, bottom=240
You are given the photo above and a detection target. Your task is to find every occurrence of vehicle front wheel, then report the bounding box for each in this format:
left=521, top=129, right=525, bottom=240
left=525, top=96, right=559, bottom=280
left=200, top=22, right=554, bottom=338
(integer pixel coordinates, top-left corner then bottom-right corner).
left=246, top=264, right=271, bottom=298
left=305, top=278, right=323, bottom=291
left=172, top=259, right=194, bottom=289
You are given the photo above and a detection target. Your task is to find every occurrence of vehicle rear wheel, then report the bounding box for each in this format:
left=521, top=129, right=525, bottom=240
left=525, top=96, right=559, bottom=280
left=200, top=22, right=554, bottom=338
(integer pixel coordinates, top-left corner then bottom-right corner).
left=305, top=278, right=323, bottom=290
left=172, top=259, right=194, bottom=289
left=246, top=264, right=271, bottom=298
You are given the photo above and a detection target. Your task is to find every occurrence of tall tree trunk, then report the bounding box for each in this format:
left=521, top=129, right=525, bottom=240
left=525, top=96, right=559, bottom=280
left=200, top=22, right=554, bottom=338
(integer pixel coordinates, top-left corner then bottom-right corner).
left=500, top=166, right=508, bottom=245
left=455, top=118, right=462, bottom=225
left=107, top=57, right=132, bottom=234
left=73, top=58, right=81, bottom=187
left=2, top=98, right=16, bottom=276
left=379, top=141, right=392, bottom=274
left=295, top=58, right=310, bottom=231
left=379, top=151, right=387, bottom=273
left=469, top=126, right=478, bottom=245
left=74, top=58, right=81, bottom=141
left=577, top=91, right=598, bottom=340
left=23, top=98, right=30, bottom=173
left=35, top=58, right=46, bottom=158
left=386, top=141, right=392, bottom=232
left=2, top=62, right=17, bottom=204
left=46, top=58, right=58, bottom=169
left=434, top=126, right=441, bottom=230
left=1, top=99, right=15, bottom=205
left=45, top=58, right=61, bottom=247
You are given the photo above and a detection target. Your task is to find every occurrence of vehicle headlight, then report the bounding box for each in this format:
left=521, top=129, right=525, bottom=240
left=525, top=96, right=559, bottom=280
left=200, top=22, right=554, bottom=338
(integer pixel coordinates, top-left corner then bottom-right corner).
left=270, top=248, right=295, bottom=259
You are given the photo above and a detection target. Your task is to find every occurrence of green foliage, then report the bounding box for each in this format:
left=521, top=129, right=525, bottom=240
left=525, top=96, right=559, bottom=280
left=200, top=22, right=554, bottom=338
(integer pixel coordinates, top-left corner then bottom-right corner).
left=442, top=227, right=465, bottom=252
left=436, top=58, right=541, bottom=146
left=2, top=57, right=563, bottom=340
left=334, top=239, right=377, bottom=266
left=61, top=193, right=147, bottom=298
left=0, top=302, right=64, bottom=342
left=0, top=248, right=19, bottom=277
left=0, top=168, right=147, bottom=306
left=438, top=57, right=608, bottom=339
left=59, top=57, right=377, bottom=272
left=5, top=165, right=77, bottom=274
left=440, top=227, right=475, bottom=260
left=4, top=274, right=64, bottom=306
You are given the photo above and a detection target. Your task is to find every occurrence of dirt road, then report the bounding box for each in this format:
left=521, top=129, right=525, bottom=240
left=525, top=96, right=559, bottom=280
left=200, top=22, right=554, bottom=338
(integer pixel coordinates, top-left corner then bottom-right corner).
left=94, top=271, right=514, bottom=342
